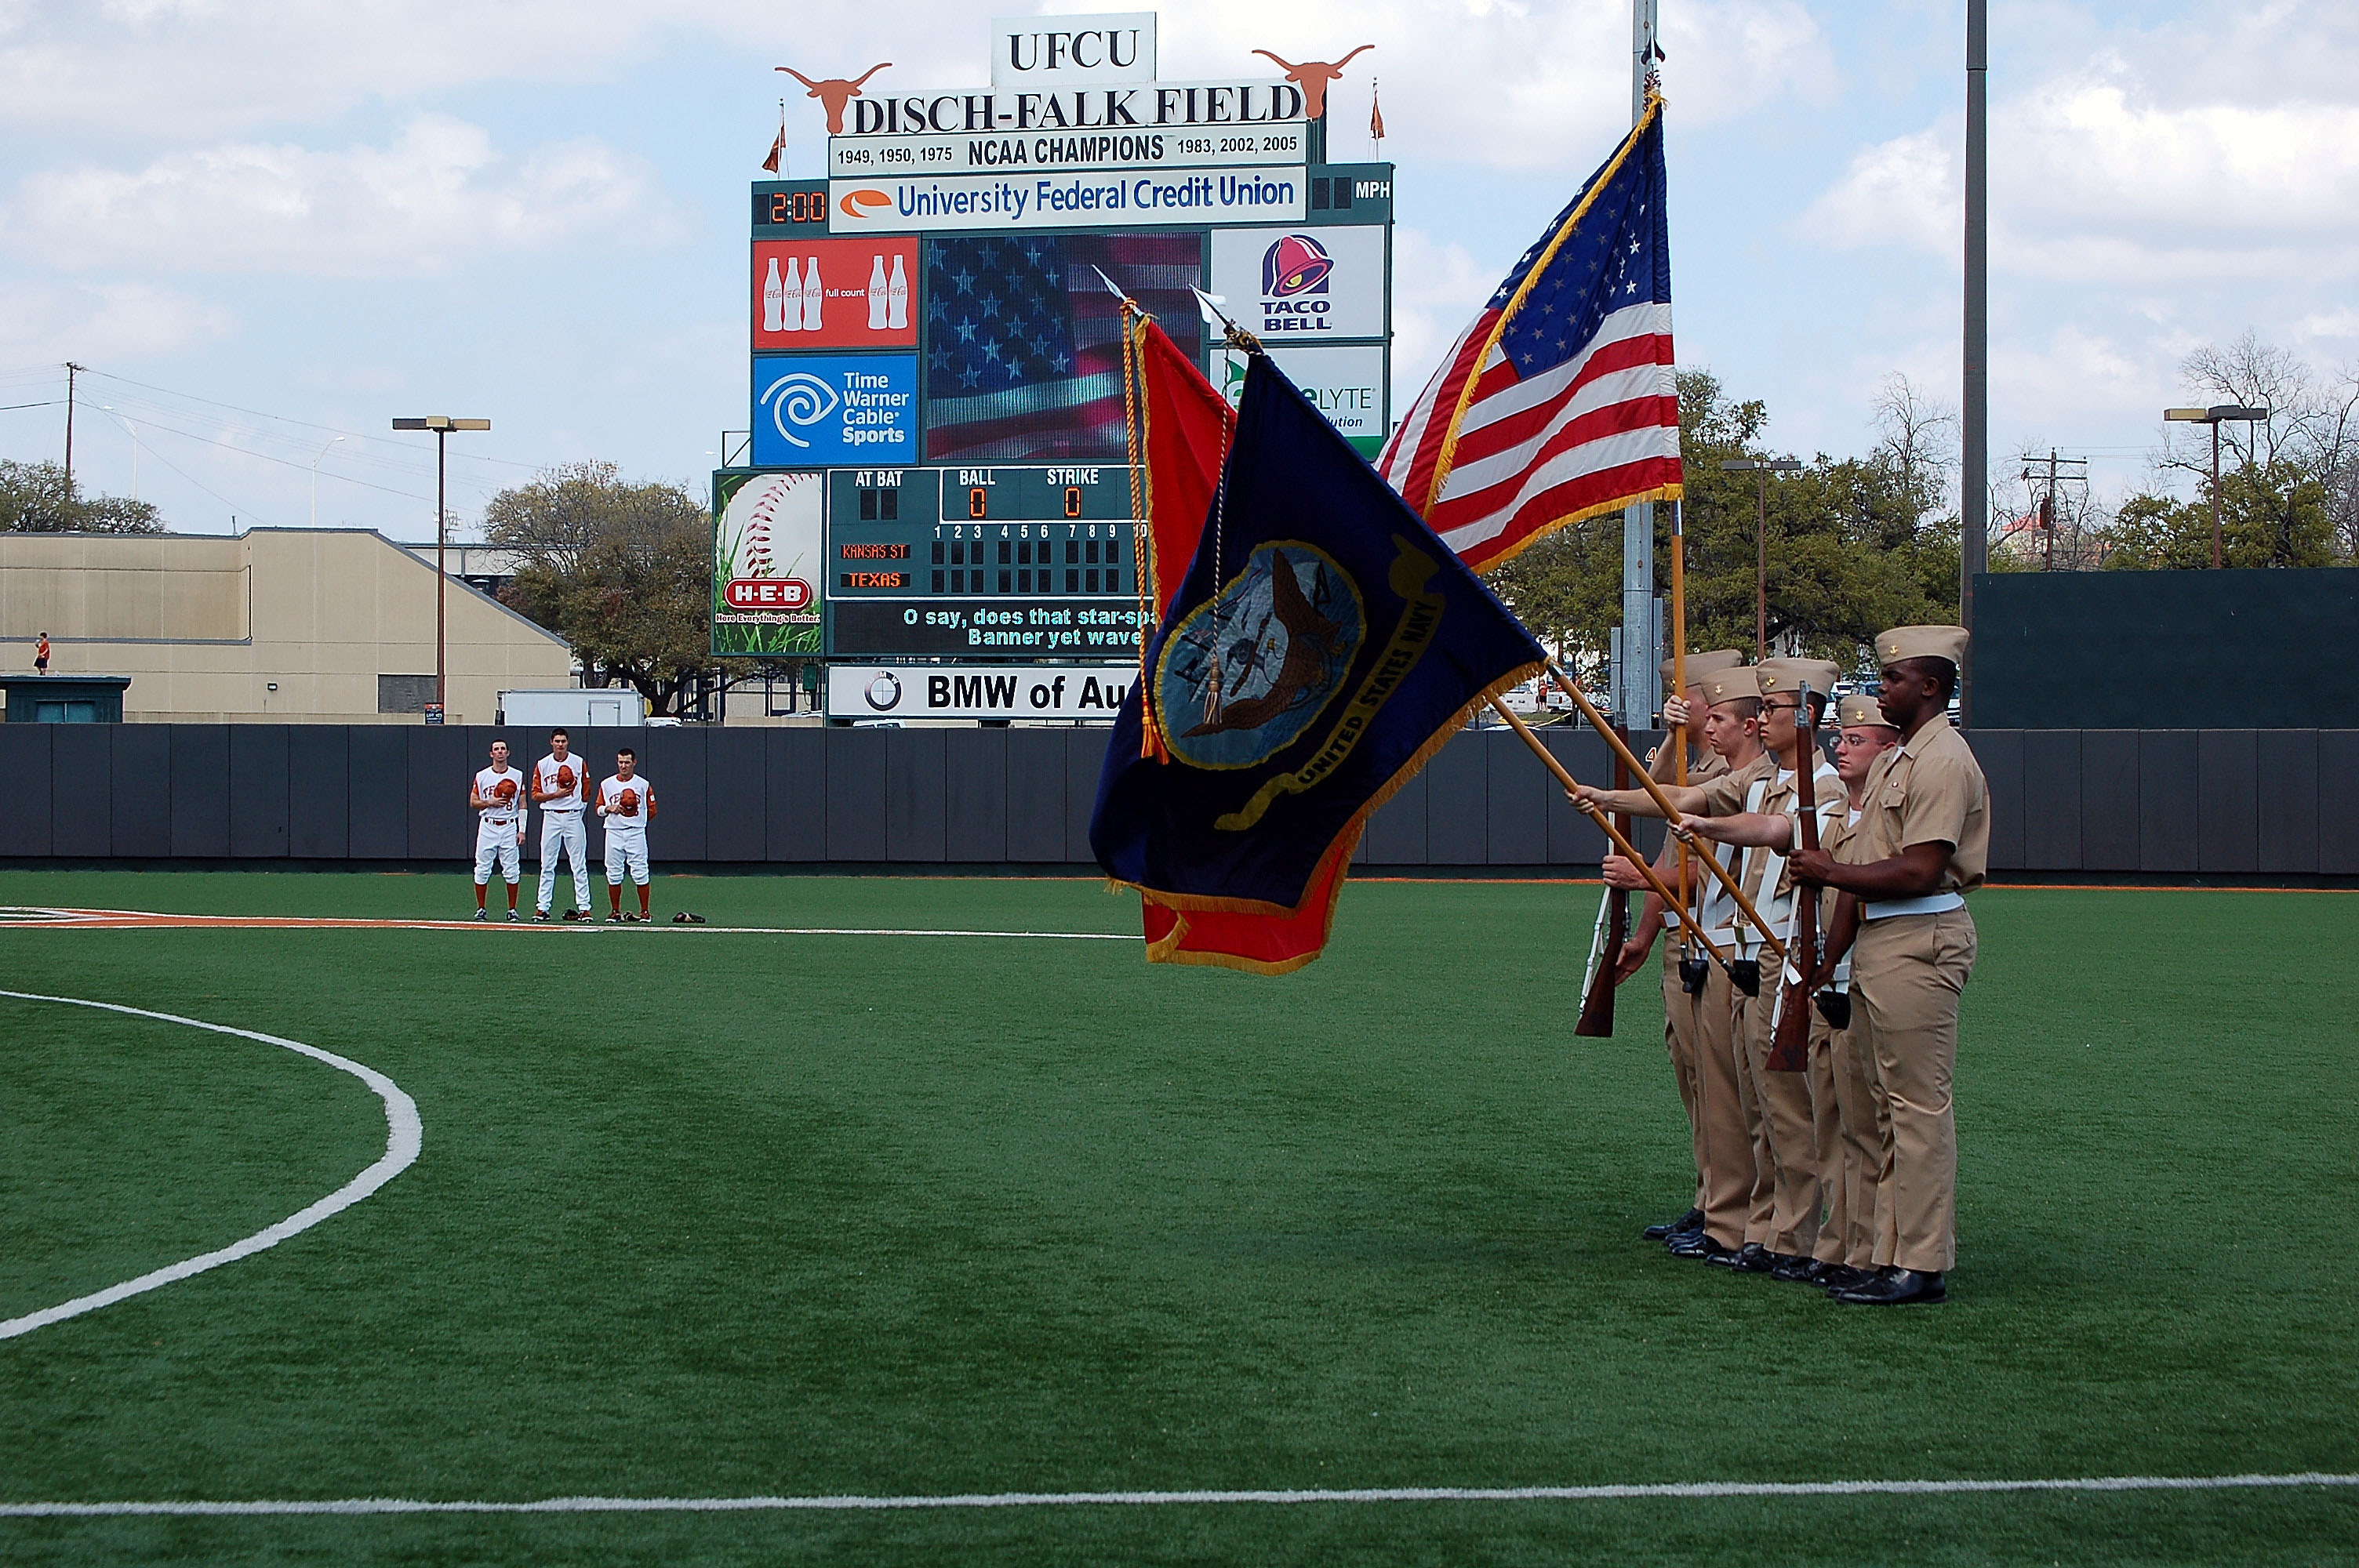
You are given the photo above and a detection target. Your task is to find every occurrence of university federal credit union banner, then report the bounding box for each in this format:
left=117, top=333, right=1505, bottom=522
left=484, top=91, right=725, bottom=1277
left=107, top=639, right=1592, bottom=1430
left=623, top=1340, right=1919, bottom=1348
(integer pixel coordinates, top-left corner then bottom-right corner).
left=1090, top=352, right=1547, bottom=953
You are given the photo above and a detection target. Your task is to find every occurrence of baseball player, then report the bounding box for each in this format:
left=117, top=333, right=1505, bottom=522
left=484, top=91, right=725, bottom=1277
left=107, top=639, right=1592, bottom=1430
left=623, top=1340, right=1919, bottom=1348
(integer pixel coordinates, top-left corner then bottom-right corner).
left=469, top=739, right=527, bottom=920
left=595, top=747, right=657, bottom=923
left=530, top=728, right=593, bottom=921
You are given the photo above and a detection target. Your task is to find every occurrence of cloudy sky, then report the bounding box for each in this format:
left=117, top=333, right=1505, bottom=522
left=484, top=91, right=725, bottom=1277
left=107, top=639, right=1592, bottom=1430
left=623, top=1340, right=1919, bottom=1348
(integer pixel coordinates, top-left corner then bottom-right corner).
left=1, top=0, right=2351, bottom=539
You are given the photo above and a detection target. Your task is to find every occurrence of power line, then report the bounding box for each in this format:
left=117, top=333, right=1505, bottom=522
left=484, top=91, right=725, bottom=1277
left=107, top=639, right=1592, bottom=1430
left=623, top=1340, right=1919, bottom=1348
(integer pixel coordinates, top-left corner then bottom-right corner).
left=80, top=368, right=543, bottom=471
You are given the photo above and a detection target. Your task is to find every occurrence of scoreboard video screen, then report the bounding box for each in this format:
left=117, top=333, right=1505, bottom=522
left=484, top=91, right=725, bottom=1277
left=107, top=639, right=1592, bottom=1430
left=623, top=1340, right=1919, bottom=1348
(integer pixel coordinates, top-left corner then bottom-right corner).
left=825, top=465, right=1150, bottom=659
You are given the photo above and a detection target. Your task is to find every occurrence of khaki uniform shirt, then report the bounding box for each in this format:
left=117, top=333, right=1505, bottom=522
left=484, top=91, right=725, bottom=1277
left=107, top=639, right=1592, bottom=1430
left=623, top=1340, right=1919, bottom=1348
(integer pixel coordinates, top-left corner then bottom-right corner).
left=1651, top=743, right=1728, bottom=965
left=1838, top=720, right=1989, bottom=891
left=1687, top=751, right=1774, bottom=941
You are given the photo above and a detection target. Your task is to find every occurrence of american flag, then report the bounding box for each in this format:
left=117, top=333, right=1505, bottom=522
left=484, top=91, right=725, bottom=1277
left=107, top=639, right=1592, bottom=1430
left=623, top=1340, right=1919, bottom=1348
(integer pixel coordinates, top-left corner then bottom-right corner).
left=1380, top=99, right=1681, bottom=572
left=923, top=232, right=1202, bottom=464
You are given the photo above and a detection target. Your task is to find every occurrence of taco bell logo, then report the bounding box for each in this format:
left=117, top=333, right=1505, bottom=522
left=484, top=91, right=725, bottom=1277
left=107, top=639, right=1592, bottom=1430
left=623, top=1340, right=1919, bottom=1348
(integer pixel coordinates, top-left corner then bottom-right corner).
left=1258, top=234, right=1334, bottom=332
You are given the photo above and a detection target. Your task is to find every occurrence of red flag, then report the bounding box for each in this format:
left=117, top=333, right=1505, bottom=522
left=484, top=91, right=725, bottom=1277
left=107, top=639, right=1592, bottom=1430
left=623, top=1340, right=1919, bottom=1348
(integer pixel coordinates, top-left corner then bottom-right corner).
left=1127, top=320, right=1344, bottom=975
left=761, top=127, right=787, bottom=174
left=1129, top=314, right=1231, bottom=618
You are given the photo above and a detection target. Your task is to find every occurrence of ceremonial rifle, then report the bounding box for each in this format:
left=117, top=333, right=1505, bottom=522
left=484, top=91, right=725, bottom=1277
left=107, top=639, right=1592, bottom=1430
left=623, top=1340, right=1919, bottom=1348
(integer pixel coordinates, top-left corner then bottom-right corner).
left=1766, top=684, right=1819, bottom=1073
left=1489, top=700, right=1732, bottom=968
left=1540, top=662, right=1788, bottom=964
left=1572, top=728, right=1634, bottom=1036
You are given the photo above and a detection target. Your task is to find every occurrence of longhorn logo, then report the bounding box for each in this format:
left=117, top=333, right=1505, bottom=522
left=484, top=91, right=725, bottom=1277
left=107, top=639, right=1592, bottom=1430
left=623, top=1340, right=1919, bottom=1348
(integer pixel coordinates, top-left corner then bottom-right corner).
left=776, top=63, right=892, bottom=135
left=1249, top=45, right=1372, bottom=121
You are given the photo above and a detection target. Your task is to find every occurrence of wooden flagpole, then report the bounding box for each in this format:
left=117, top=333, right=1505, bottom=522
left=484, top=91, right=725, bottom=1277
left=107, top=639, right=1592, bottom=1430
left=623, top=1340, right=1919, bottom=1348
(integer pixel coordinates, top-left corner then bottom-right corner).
left=1670, top=500, right=1692, bottom=969
left=1541, top=663, right=1787, bottom=961
left=1488, top=699, right=1729, bottom=965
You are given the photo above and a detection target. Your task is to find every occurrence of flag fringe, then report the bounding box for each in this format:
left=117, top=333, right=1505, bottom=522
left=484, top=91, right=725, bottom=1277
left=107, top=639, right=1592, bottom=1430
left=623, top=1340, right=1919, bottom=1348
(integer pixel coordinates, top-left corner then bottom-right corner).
left=1470, top=479, right=1685, bottom=575
left=1108, top=659, right=1545, bottom=931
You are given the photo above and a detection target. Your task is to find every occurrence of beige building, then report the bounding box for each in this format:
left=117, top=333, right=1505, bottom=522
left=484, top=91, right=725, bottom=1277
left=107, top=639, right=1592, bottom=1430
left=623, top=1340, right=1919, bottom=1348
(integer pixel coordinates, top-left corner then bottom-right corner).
left=1, top=527, right=575, bottom=724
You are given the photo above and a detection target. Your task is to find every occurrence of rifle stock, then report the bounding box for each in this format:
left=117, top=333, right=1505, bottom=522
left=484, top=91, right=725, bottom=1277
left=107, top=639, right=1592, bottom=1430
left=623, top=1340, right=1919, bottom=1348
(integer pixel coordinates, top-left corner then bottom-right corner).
left=1766, top=688, right=1819, bottom=1073
left=1572, top=728, right=1634, bottom=1036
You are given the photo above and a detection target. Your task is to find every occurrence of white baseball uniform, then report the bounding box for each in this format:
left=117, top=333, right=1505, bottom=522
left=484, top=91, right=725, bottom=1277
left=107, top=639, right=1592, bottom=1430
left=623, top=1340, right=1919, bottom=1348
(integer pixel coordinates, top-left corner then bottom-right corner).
left=473, top=764, right=525, bottom=883
left=599, top=774, right=654, bottom=885
left=535, top=752, right=591, bottom=913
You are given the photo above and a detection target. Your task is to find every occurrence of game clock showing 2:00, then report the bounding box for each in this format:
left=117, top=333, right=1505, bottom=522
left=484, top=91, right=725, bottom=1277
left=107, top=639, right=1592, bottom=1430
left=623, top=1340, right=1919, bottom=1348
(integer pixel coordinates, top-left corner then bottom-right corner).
left=824, top=466, right=1150, bottom=660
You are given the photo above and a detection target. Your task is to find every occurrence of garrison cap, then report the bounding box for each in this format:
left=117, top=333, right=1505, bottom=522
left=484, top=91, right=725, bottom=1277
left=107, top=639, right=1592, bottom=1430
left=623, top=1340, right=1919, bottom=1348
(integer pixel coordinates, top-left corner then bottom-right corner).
left=1659, top=648, right=1746, bottom=689
left=1700, top=666, right=1758, bottom=706
left=1875, top=624, right=1969, bottom=669
left=1755, top=658, right=1845, bottom=701
left=1837, top=694, right=1897, bottom=730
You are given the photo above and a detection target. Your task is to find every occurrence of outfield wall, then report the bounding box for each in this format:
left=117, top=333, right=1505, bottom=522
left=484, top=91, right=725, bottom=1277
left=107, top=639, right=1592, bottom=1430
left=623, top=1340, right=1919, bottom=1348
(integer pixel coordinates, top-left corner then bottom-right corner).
left=0, top=723, right=2352, bottom=879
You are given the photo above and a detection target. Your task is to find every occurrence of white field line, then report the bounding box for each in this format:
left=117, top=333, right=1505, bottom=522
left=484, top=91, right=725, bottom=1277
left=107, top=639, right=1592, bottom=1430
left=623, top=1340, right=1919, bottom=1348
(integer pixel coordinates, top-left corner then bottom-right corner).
left=0, top=992, right=422, bottom=1343
left=0, top=908, right=1136, bottom=941
left=2, top=1472, right=2354, bottom=1517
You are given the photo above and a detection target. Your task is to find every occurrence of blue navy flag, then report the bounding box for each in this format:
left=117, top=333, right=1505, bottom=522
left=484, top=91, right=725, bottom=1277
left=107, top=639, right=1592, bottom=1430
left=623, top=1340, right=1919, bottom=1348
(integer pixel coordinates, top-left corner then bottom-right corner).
left=1091, top=352, right=1548, bottom=923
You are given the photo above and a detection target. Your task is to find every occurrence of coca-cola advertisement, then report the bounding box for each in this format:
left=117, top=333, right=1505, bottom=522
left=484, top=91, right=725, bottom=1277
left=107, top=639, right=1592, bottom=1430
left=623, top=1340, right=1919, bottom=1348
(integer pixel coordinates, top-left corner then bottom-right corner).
left=753, top=237, right=919, bottom=350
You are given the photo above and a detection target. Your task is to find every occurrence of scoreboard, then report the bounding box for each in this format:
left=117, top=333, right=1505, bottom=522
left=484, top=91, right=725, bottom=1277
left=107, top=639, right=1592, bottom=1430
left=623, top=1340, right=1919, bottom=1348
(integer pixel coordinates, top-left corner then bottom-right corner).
left=825, top=465, right=1150, bottom=659
left=714, top=12, right=1393, bottom=673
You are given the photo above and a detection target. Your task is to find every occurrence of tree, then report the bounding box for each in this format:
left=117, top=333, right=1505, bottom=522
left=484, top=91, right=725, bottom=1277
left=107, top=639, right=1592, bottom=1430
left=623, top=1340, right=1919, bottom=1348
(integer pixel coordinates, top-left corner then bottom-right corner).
left=2103, top=331, right=2357, bottom=570
left=1491, top=368, right=1960, bottom=678
left=2104, top=462, right=2334, bottom=571
left=0, top=459, right=163, bottom=534
left=486, top=462, right=731, bottom=716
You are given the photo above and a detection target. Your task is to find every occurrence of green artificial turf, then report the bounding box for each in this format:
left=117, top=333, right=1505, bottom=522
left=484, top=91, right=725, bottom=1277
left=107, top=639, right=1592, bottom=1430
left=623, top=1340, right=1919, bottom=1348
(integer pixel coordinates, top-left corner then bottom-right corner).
left=0, top=870, right=2354, bottom=1566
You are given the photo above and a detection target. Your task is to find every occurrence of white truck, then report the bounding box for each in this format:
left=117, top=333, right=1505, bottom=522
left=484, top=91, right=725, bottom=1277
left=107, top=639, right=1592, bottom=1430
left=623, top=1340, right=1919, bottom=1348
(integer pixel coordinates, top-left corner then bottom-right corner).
left=496, top=687, right=648, bottom=729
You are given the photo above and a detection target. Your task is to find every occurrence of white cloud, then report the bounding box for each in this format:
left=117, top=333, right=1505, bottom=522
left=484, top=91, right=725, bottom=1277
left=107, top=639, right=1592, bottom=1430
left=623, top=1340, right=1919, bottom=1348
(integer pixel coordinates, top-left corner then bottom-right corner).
left=1, top=115, right=685, bottom=278
left=0, top=276, right=235, bottom=363
left=1797, top=13, right=2359, bottom=288
left=1797, top=129, right=1955, bottom=255
left=1387, top=225, right=1499, bottom=403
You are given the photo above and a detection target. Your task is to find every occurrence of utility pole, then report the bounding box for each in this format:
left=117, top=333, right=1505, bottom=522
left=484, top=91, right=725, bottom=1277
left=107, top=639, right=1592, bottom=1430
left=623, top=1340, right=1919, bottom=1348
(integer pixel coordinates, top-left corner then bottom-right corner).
left=1960, top=0, right=1987, bottom=717
left=2018, top=450, right=2087, bottom=569
left=1619, top=0, right=1663, bottom=728
left=63, top=362, right=85, bottom=498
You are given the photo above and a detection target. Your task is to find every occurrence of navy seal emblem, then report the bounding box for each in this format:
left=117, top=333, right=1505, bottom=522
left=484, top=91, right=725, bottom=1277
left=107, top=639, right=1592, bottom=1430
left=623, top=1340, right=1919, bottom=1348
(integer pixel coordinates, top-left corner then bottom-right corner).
left=1154, top=541, right=1366, bottom=771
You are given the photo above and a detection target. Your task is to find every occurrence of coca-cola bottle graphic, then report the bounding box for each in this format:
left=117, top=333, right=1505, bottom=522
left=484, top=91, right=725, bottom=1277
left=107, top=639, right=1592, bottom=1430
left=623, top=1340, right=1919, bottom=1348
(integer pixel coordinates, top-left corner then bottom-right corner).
left=780, top=256, right=802, bottom=332
left=867, top=254, right=889, bottom=331
left=887, top=252, right=909, bottom=330
left=761, top=256, right=786, bottom=333
left=802, top=257, right=823, bottom=332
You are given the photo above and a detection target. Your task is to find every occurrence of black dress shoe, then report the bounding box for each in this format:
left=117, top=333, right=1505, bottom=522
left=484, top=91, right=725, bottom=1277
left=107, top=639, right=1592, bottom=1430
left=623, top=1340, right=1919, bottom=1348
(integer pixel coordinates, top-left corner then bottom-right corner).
left=1667, top=1232, right=1734, bottom=1261
left=1707, top=1241, right=1776, bottom=1273
left=1643, top=1207, right=1705, bottom=1242
left=1814, top=1264, right=1874, bottom=1293
left=1830, top=1268, right=1946, bottom=1305
left=1769, top=1254, right=1825, bottom=1283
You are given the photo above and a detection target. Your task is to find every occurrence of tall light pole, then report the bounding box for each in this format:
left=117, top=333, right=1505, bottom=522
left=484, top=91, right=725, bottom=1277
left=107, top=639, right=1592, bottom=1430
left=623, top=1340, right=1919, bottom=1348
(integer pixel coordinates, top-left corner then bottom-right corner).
left=1619, top=0, right=1664, bottom=728
left=1961, top=0, right=1987, bottom=720
left=1721, top=457, right=1801, bottom=659
left=2165, top=405, right=2269, bottom=568
left=392, top=416, right=491, bottom=723
left=310, top=435, right=344, bottom=527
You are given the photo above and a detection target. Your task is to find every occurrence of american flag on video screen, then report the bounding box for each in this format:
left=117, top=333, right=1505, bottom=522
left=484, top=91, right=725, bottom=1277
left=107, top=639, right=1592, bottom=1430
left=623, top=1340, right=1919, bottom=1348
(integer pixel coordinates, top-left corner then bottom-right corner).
left=924, top=232, right=1202, bottom=464
left=1380, top=103, right=1681, bottom=572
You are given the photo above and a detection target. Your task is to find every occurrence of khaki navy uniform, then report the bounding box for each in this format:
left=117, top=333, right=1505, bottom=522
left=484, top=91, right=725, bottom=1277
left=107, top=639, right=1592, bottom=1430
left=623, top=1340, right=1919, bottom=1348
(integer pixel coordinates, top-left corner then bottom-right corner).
left=1838, top=639, right=1988, bottom=1275
left=1675, top=662, right=1772, bottom=1251
left=1815, top=798, right=1885, bottom=1269
left=1645, top=649, right=1746, bottom=1218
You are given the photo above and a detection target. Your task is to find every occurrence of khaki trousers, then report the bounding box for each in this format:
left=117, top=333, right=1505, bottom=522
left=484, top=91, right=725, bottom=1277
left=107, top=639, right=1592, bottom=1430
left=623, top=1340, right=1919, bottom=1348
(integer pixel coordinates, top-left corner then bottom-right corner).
left=1661, top=955, right=1707, bottom=1211
left=1852, top=906, right=1976, bottom=1273
left=1826, top=1014, right=1888, bottom=1269
left=1681, top=962, right=1752, bottom=1249
left=1733, top=989, right=1823, bottom=1258
left=1806, top=1022, right=1846, bottom=1264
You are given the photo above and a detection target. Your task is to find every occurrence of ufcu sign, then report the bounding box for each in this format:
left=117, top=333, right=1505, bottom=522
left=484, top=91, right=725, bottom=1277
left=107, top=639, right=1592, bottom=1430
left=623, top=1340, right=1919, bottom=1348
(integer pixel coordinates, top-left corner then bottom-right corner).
left=990, top=12, right=1156, bottom=86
